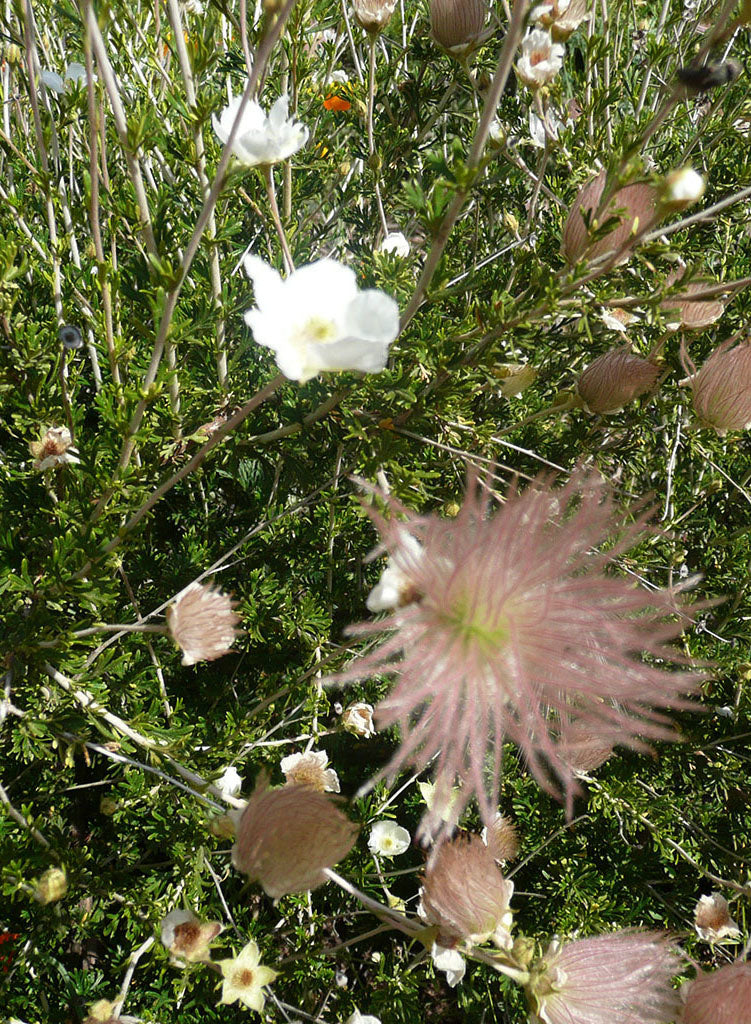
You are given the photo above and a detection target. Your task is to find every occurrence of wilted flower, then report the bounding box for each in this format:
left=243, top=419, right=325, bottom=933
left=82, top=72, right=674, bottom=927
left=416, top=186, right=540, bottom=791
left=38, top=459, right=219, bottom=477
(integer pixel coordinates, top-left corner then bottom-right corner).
left=280, top=750, right=340, bottom=793
left=532, top=0, right=590, bottom=40
left=232, top=777, right=357, bottom=898
left=682, top=337, right=751, bottom=433
left=34, top=866, right=68, bottom=904
left=366, top=532, right=423, bottom=612
left=166, top=582, right=240, bottom=665
left=30, top=426, right=80, bottom=471
left=340, top=470, right=699, bottom=831
left=431, top=943, right=466, bottom=987
left=481, top=814, right=519, bottom=863
left=681, top=961, right=751, bottom=1024
left=368, top=820, right=411, bottom=856
left=525, top=931, right=680, bottom=1024
left=41, top=62, right=87, bottom=95
left=663, top=167, right=706, bottom=209
left=693, top=893, right=741, bottom=942
left=340, top=701, right=376, bottom=737
left=379, top=231, right=410, bottom=257
left=562, top=171, right=659, bottom=264
left=244, top=256, right=400, bottom=383
left=430, top=0, right=488, bottom=54
left=352, top=0, right=397, bottom=34
left=421, top=835, right=514, bottom=948
left=213, top=92, right=308, bottom=166
left=600, top=307, right=639, bottom=334
left=217, top=939, right=278, bottom=1012
left=215, top=766, right=243, bottom=799
left=160, top=909, right=221, bottom=962
left=516, top=30, right=565, bottom=89
left=661, top=270, right=725, bottom=331
left=577, top=348, right=661, bottom=414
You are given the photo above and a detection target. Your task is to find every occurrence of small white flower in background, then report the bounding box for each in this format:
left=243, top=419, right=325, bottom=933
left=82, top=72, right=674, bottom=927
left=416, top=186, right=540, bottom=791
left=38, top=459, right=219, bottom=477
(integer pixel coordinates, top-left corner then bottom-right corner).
left=166, top=582, right=240, bottom=665
left=663, top=166, right=705, bottom=209
left=243, top=256, right=400, bottom=383
left=160, top=909, right=221, bottom=962
left=41, top=62, right=88, bottom=95
left=340, top=701, right=376, bottom=737
left=213, top=92, right=308, bottom=167
left=215, top=766, right=243, bottom=799
left=368, top=820, right=411, bottom=856
left=600, top=307, right=639, bottom=333
left=379, top=231, right=410, bottom=258
left=693, top=892, right=741, bottom=942
left=280, top=750, right=340, bottom=792
left=431, top=943, right=466, bottom=987
left=345, top=1010, right=382, bottom=1024
left=217, top=939, right=278, bottom=1011
left=29, top=426, right=80, bottom=472
left=366, top=531, right=423, bottom=612
left=529, top=108, right=561, bottom=148
left=515, top=29, right=565, bottom=89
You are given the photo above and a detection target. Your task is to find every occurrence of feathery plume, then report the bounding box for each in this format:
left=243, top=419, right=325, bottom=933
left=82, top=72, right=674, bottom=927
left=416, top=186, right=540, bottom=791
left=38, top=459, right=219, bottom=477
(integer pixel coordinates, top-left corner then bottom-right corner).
left=681, top=961, right=751, bottom=1024
left=562, top=171, right=658, bottom=265
left=682, top=337, right=751, bottom=433
left=166, top=582, right=240, bottom=665
left=577, top=348, right=661, bottom=414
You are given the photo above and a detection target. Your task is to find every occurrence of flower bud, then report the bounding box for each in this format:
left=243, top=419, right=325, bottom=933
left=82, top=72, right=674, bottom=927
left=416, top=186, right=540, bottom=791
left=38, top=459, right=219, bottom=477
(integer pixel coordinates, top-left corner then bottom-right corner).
left=430, top=0, right=488, bottom=54
left=34, top=866, right=68, bottom=904
left=562, top=171, right=659, bottom=264
left=662, top=167, right=705, bottom=209
left=481, top=813, right=520, bottom=863
left=353, top=0, right=397, bottom=34
left=684, top=338, right=751, bottom=433
left=577, top=348, right=661, bottom=414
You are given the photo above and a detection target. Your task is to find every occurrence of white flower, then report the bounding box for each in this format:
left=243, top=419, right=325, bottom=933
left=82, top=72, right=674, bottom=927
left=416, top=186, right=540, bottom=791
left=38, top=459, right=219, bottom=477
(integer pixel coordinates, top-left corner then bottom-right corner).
left=182, top=0, right=204, bottom=13
left=345, top=1011, right=382, bottom=1024
left=694, top=892, right=741, bottom=942
left=664, top=166, right=705, bottom=208
left=368, top=820, right=411, bottom=856
left=213, top=92, right=308, bottom=167
left=41, top=62, right=88, bottom=95
left=160, top=909, right=221, bottom=962
left=379, top=232, right=410, bottom=257
left=29, top=426, right=80, bottom=471
left=217, top=940, right=278, bottom=1011
left=215, top=766, right=243, bottom=799
left=600, top=307, right=639, bottom=333
left=340, top=701, right=376, bottom=737
left=243, top=256, right=400, bottom=383
left=516, top=29, right=565, bottom=88
left=529, top=108, right=561, bottom=148
left=366, top=532, right=423, bottom=612
left=280, top=750, right=340, bottom=792
left=431, top=943, right=466, bottom=987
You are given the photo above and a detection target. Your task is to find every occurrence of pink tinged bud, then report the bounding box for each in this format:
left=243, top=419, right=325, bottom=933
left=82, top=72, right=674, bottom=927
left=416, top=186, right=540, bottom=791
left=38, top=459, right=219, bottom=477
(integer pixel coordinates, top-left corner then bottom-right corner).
left=685, top=337, right=751, bottom=433
left=681, top=962, right=751, bottom=1024
left=562, top=171, right=659, bottom=265
left=352, top=0, right=397, bottom=33
left=232, top=777, right=357, bottom=899
left=166, top=582, right=241, bottom=665
left=421, top=834, right=514, bottom=948
left=661, top=271, right=725, bottom=331
left=430, top=0, right=488, bottom=52
left=577, top=348, right=661, bottom=414
left=526, top=930, right=680, bottom=1024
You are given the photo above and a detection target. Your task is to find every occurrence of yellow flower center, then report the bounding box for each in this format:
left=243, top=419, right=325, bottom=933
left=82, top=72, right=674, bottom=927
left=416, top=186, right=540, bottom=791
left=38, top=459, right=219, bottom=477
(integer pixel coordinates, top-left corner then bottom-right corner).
left=296, top=316, right=338, bottom=346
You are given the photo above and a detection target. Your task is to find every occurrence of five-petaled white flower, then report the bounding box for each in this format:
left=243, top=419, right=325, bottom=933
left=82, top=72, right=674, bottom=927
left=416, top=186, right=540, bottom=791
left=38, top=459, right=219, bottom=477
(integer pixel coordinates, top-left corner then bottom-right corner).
left=243, top=256, right=400, bottom=383
left=516, top=29, right=565, bottom=89
left=213, top=92, right=308, bottom=167
left=217, top=939, right=278, bottom=1011
left=368, top=820, right=411, bottom=856
left=280, top=750, right=340, bottom=793
left=41, top=62, right=88, bottom=95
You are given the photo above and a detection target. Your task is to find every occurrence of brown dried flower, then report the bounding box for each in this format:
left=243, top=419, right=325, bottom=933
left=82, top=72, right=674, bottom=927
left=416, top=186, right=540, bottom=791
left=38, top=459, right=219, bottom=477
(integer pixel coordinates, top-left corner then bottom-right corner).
left=481, top=814, right=519, bottom=863
left=232, top=778, right=357, bottom=899
left=562, top=171, right=659, bottom=265
left=421, top=834, right=514, bottom=948
left=577, top=348, right=661, bottom=414
left=166, top=582, right=240, bottom=665
left=352, top=0, right=397, bottom=34
left=430, top=0, right=488, bottom=54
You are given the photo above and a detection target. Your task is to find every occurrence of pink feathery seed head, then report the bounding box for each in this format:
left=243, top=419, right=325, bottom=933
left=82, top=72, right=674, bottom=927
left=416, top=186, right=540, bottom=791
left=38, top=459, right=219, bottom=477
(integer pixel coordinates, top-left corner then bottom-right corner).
left=662, top=269, right=725, bottom=331
left=166, top=582, right=241, bottom=665
left=562, top=171, right=659, bottom=265
left=577, top=348, right=661, bottom=414
left=232, top=775, right=358, bottom=899
left=421, top=833, right=514, bottom=948
left=682, top=336, right=751, bottom=433
left=338, top=468, right=703, bottom=837
left=681, top=961, right=751, bottom=1024
left=526, top=930, right=681, bottom=1024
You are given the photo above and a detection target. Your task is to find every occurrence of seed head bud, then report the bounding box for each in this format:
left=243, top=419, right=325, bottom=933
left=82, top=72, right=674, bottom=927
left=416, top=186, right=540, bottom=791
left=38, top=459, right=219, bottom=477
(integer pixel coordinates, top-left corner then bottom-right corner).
left=683, top=337, right=751, bottom=434
left=232, top=776, right=357, bottom=899
left=577, top=348, right=661, bottom=414
left=166, top=582, right=241, bottom=666
left=352, top=0, right=397, bottom=34
left=562, top=171, right=659, bottom=265
left=681, top=962, right=751, bottom=1024
left=421, top=834, right=514, bottom=948
left=430, top=0, right=488, bottom=54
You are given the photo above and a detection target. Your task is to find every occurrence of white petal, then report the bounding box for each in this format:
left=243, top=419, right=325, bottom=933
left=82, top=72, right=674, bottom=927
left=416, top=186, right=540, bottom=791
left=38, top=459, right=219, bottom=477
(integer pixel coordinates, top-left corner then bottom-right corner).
left=41, top=70, right=65, bottom=94
left=268, top=93, right=290, bottom=129
left=243, top=256, right=284, bottom=310
left=344, top=290, right=400, bottom=343
left=431, top=945, right=466, bottom=988
left=65, top=62, right=87, bottom=84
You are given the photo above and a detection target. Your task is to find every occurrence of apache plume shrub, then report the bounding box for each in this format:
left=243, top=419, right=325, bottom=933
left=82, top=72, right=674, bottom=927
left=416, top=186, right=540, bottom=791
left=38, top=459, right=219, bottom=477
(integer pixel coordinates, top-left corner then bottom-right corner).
left=344, top=471, right=700, bottom=829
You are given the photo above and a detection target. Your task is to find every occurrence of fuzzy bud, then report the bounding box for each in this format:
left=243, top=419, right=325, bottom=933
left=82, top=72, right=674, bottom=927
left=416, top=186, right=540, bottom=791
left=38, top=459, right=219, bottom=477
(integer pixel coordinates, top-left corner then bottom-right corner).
left=352, top=0, right=397, bottom=34
left=166, top=582, right=241, bottom=665
left=577, top=348, right=661, bottom=414
left=481, top=814, right=520, bottom=863
left=684, top=337, right=751, bottom=433
left=661, top=270, right=725, bottom=331
left=681, top=962, right=751, bottom=1024
left=34, top=866, right=68, bottom=904
left=562, top=171, right=659, bottom=265
left=430, top=0, right=488, bottom=54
